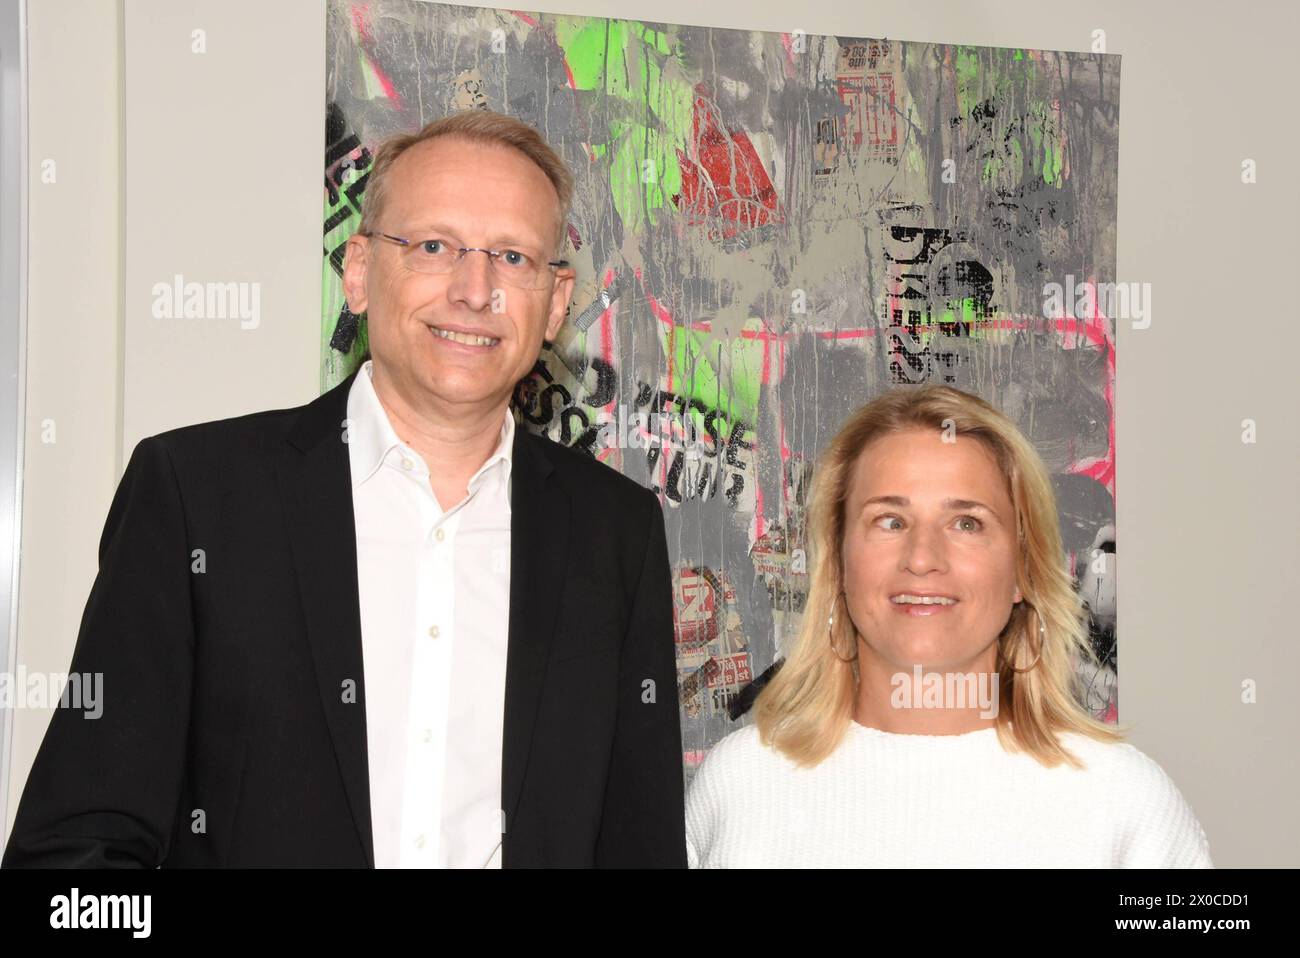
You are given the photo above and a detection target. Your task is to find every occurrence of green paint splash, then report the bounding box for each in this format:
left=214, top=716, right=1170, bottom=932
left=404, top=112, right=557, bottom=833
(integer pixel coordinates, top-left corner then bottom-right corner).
left=660, top=319, right=767, bottom=431
left=556, top=18, right=694, bottom=234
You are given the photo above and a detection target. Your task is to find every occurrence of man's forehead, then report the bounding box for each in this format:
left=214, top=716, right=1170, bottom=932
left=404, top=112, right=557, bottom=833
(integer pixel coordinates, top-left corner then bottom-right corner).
left=383, top=197, right=552, bottom=247
left=389, top=137, right=553, bottom=195
left=384, top=141, right=559, bottom=244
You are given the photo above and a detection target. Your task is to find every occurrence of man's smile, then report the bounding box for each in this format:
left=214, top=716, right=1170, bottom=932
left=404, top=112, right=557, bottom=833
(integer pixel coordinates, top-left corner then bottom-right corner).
left=427, top=323, right=501, bottom=348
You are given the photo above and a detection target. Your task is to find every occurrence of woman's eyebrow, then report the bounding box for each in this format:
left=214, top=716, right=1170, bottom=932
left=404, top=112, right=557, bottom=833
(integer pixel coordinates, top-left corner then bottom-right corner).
left=860, top=495, right=1000, bottom=514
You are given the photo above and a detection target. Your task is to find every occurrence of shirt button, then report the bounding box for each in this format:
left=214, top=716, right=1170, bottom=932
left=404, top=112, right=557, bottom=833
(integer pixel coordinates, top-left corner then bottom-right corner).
left=435, top=528, right=445, bottom=542
left=401, top=457, right=414, bottom=470
left=414, top=835, right=426, bottom=849
left=428, top=625, right=440, bottom=639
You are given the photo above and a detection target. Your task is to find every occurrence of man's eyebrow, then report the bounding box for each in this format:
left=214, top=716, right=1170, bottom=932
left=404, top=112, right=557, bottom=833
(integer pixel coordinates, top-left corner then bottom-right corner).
left=399, top=222, right=455, bottom=236
left=860, top=495, right=1001, bottom=515
left=411, top=223, right=544, bottom=248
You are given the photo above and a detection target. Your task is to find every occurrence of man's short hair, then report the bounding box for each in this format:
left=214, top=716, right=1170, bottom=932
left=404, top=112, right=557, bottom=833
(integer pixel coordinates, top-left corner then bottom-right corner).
left=357, top=110, right=574, bottom=256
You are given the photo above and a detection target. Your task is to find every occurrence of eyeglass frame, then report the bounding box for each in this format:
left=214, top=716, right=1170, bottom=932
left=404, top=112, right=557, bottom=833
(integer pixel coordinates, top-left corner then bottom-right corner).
left=357, top=229, right=570, bottom=288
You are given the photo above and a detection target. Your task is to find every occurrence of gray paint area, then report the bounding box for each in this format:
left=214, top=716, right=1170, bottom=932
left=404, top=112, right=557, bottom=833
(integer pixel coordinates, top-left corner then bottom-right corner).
left=321, top=0, right=1121, bottom=779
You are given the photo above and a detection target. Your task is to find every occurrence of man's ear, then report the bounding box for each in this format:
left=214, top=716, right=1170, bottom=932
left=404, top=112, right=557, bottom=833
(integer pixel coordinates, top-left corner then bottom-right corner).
left=341, top=233, right=371, bottom=314
left=545, top=268, right=576, bottom=341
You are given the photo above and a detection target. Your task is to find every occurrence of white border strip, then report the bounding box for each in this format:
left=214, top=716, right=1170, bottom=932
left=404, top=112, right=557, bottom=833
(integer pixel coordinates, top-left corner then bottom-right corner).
left=0, top=0, right=30, bottom=849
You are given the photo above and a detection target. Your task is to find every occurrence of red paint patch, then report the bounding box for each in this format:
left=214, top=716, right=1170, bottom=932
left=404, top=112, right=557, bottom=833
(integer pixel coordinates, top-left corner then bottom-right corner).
left=674, top=89, right=782, bottom=239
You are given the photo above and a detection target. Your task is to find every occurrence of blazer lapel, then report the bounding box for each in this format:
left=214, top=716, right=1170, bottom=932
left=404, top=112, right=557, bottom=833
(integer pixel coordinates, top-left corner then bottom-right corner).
left=502, top=428, right=569, bottom=842
left=276, top=380, right=569, bottom=866
left=276, top=370, right=375, bottom=867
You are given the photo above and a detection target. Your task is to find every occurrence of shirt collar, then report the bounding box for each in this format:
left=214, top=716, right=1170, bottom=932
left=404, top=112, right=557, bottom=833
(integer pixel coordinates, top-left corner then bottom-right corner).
left=346, top=360, right=514, bottom=490
left=470, top=398, right=515, bottom=495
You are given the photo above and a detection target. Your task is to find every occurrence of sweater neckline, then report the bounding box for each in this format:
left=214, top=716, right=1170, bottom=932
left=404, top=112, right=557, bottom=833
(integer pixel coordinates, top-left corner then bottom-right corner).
left=848, top=721, right=1000, bottom=743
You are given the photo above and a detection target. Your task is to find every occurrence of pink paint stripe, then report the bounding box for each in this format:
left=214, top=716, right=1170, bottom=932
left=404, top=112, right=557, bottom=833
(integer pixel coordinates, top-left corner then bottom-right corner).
left=1047, top=279, right=1116, bottom=497
left=351, top=4, right=404, bottom=110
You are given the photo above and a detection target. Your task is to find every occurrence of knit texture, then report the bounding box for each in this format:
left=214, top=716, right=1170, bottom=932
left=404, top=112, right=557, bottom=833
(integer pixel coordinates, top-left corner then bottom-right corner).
left=686, top=723, right=1213, bottom=868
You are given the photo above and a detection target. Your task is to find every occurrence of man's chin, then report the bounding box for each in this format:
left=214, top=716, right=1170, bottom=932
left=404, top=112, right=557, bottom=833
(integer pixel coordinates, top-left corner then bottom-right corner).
left=413, top=369, right=511, bottom=408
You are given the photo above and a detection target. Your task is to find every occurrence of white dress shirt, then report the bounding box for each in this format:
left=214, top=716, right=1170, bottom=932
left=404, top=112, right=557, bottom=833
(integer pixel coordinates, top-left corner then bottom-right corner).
left=346, top=360, right=512, bottom=868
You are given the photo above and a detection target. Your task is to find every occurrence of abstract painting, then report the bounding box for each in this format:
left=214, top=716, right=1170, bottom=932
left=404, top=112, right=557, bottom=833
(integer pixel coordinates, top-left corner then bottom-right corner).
left=322, top=0, right=1122, bottom=783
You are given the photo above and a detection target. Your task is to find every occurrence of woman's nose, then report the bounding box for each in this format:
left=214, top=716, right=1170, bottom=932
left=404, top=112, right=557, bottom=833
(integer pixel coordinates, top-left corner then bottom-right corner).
left=901, top=525, right=948, bottom=575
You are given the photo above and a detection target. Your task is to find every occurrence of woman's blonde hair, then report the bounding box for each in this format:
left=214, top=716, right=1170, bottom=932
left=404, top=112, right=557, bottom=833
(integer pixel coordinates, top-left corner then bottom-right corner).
left=753, top=384, right=1126, bottom=769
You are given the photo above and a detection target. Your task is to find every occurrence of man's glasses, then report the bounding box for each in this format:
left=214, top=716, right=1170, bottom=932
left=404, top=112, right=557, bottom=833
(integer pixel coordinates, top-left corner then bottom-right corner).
left=360, top=230, right=569, bottom=291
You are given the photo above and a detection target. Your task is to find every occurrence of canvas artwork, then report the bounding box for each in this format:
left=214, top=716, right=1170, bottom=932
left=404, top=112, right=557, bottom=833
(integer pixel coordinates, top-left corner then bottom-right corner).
left=322, top=0, right=1122, bottom=782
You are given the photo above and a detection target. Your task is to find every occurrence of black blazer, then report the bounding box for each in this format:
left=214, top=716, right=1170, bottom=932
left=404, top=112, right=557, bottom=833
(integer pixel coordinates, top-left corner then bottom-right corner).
left=2, top=371, right=686, bottom=867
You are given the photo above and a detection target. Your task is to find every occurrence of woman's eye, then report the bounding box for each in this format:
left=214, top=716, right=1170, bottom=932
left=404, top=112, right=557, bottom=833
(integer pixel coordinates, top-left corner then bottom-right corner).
left=872, top=514, right=982, bottom=532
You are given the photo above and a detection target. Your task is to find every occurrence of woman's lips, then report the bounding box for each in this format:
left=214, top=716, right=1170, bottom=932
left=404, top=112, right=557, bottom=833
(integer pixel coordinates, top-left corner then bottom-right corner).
left=890, top=599, right=960, bottom=617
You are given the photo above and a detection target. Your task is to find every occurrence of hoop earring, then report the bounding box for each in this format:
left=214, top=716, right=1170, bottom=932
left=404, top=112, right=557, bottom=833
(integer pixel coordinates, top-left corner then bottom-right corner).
left=828, top=592, right=858, bottom=663
left=1001, top=608, right=1044, bottom=673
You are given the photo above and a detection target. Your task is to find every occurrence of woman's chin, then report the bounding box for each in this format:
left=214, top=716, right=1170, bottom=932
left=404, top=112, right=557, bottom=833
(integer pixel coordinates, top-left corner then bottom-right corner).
left=866, top=642, right=990, bottom=676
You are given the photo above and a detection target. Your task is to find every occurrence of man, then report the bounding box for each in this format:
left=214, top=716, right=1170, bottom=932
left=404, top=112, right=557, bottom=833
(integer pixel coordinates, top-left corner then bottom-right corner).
left=3, top=110, right=686, bottom=867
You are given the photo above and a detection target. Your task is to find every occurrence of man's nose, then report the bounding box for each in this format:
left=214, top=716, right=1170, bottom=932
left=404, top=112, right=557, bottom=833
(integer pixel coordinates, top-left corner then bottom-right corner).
left=446, top=249, right=497, bottom=310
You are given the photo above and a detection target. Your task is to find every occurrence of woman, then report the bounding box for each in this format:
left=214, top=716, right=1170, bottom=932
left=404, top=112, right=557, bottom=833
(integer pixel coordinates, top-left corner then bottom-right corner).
left=686, top=385, right=1212, bottom=867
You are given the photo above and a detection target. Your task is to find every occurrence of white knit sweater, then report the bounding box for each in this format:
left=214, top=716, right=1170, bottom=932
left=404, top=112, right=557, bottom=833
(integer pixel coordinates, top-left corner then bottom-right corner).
left=685, top=723, right=1213, bottom=868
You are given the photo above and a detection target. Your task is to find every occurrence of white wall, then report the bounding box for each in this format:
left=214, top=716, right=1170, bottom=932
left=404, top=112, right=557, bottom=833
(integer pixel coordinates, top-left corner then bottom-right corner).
left=5, top=0, right=124, bottom=838
left=7, top=0, right=1299, bottom=865
left=122, top=0, right=323, bottom=448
